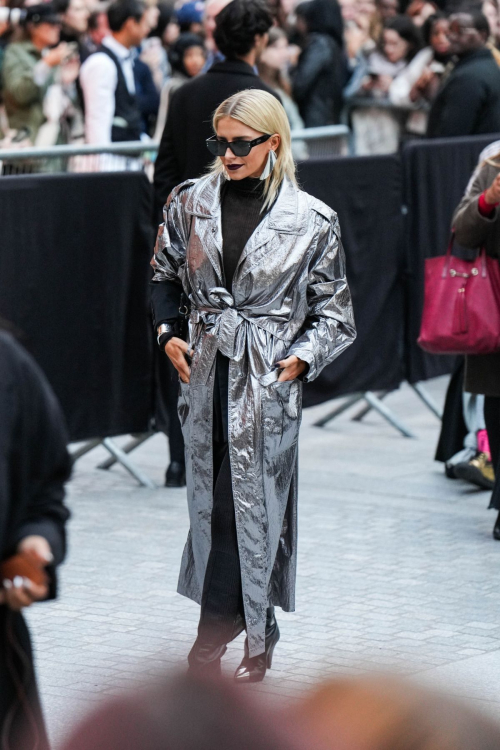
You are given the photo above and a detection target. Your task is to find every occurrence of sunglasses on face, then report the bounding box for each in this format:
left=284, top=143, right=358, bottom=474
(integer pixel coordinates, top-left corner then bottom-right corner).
left=206, top=133, right=272, bottom=157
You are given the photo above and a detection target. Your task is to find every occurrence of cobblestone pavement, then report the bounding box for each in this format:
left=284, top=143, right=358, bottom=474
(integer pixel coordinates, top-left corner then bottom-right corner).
left=26, top=376, right=500, bottom=746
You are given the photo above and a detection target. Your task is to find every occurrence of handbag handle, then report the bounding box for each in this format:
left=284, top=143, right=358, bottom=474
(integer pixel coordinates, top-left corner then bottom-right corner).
left=442, top=231, right=487, bottom=279
left=442, top=232, right=456, bottom=278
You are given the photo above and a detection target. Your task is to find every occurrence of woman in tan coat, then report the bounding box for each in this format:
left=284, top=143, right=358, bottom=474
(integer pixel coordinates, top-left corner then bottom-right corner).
left=452, top=142, right=500, bottom=539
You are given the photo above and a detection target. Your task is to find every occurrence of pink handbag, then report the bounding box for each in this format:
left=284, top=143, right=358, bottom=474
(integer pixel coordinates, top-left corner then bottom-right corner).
left=418, top=234, right=500, bottom=355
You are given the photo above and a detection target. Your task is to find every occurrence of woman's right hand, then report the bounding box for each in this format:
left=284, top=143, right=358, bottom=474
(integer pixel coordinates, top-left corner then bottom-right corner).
left=165, top=337, right=193, bottom=383
left=484, top=173, right=500, bottom=205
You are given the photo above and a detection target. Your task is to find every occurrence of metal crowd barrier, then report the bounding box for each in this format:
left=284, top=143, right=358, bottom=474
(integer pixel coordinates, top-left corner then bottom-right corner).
left=0, top=125, right=350, bottom=176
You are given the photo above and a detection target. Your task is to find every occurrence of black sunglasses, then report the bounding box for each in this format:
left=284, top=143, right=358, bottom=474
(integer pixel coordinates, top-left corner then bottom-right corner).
left=206, top=134, right=271, bottom=157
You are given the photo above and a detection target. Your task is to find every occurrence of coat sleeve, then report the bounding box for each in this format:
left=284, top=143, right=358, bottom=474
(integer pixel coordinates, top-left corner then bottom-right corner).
left=150, top=183, right=192, bottom=327
left=153, top=87, right=184, bottom=219
left=452, top=165, right=498, bottom=249
left=389, top=48, right=433, bottom=107
left=287, top=213, right=356, bottom=382
left=7, top=341, right=71, bottom=599
left=430, top=75, right=487, bottom=138
left=2, top=45, right=44, bottom=107
left=292, top=38, right=332, bottom=103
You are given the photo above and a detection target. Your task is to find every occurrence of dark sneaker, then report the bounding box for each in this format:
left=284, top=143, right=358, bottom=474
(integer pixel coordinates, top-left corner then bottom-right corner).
left=445, top=447, right=476, bottom=479
left=165, top=461, right=186, bottom=488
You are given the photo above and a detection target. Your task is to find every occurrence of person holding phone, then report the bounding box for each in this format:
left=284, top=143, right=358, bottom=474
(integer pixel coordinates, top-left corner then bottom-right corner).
left=2, top=4, right=71, bottom=143
left=0, top=323, right=71, bottom=750
left=151, top=89, right=355, bottom=682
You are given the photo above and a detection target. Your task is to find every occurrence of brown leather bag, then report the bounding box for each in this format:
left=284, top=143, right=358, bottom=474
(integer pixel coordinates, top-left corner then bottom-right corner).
left=0, top=550, right=49, bottom=588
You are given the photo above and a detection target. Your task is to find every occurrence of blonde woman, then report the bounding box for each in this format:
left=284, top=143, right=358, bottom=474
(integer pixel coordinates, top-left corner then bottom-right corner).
left=150, top=89, right=356, bottom=681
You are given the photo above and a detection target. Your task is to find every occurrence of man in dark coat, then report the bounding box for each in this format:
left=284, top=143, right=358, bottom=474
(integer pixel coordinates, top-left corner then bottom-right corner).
left=427, top=10, right=500, bottom=138
left=152, top=0, right=278, bottom=487
left=0, top=326, right=71, bottom=750
left=153, top=0, right=278, bottom=212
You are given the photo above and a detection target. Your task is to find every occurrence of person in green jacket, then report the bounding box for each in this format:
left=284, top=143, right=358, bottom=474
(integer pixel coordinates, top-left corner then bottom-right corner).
left=2, top=4, right=71, bottom=143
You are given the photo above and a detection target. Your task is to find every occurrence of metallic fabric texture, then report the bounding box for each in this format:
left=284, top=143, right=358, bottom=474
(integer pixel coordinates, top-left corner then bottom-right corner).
left=151, top=172, right=356, bottom=656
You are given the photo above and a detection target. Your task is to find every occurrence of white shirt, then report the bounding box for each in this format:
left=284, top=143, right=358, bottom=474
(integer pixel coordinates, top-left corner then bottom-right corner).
left=79, top=36, right=136, bottom=145
left=389, top=48, right=434, bottom=108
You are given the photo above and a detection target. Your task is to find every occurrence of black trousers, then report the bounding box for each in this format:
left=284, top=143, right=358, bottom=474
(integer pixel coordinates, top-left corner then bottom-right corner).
left=435, top=358, right=467, bottom=463
left=197, top=355, right=244, bottom=643
left=485, top=396, right=500, bottom=511
left=0, top=610, right=49, bottom=750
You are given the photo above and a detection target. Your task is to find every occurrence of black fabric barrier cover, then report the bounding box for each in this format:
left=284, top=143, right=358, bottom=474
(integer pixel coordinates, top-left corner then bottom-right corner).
left=402, top=133, right=499, bottom=384
left=298, top=155, right=405, bottom=407
left=0, top=172, right=154, bottom=442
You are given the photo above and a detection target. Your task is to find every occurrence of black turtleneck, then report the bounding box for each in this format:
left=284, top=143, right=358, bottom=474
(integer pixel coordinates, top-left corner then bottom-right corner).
left=220, top=176, right=267, bottom=293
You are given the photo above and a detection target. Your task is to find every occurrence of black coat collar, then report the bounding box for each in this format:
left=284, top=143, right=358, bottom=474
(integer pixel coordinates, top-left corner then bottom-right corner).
left=455, top=47, right=493, bottom=67
left=207, top=59, right=257, bottom=77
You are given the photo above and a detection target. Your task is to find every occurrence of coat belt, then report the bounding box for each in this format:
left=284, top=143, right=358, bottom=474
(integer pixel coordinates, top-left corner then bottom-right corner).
left=192, top=287, right=243, bottom=359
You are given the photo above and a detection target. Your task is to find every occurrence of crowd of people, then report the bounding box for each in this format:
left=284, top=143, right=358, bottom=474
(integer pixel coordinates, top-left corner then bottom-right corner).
left=2, top=0, right=500, bottom=155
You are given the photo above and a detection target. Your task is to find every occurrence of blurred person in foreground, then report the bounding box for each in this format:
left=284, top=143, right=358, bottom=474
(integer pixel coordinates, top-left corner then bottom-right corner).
left=292, top=0, right=346, bottom=127
left=79, top=0, right=150, bottom=144
left=151, top=88, right=355, bottom=679
left=427, top=10, right=500, bottom=137
left=2, top=4, right=75, bottom=144
left=293, top=674, right=500, bottom=750
left=62, top=672, right=300, bottom=750
left=153, top=0, right=277, bottom=214
left=451, top=140, right=500, bottom=539
left=0, top=323, right=71, bottom=750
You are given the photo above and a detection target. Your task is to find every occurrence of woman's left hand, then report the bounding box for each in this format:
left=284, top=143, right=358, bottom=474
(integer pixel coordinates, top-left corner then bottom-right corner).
left=276, top=355, right=307, bottom=382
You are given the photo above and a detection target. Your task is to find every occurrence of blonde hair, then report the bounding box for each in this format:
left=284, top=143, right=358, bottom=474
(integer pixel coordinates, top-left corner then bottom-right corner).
left=210, top=89, right=297, bottom=211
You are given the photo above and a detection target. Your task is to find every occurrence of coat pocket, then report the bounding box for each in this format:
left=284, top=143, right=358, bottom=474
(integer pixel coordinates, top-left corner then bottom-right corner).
left=261, top=379, right=302, bottom=458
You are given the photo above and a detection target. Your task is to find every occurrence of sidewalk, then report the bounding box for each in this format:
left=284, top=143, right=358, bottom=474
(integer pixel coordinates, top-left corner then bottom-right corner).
left=27, top=376, right=500, bottom=746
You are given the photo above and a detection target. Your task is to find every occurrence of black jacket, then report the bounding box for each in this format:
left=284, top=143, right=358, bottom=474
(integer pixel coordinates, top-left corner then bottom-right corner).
left=153, top=59, right=280, bottom=215
left=0, top=331, right=70, bottom=750
left=134, top=57, right=160, bottom=135
left=427, top=48, right=500, bottom=138
left=291, top=33, right=345, bottom=127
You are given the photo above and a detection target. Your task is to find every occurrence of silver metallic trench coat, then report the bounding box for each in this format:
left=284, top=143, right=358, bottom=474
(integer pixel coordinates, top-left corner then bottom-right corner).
left=151, top=172, right=356, bottom=656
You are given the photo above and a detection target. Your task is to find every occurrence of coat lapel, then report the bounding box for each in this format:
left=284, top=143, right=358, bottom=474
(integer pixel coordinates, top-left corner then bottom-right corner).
left=236, top=178, right=309, bottom=283
left=184, top=173, right=309, bottom=288
left=185, top=173, right=224, bottom=283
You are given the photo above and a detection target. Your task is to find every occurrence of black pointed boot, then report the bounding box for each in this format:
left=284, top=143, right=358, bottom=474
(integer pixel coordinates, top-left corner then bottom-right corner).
left=187, top=639, right=227, bottom=677
left=187, top=611, right=246, bottom=677
left=234, top=607, right=280, bottom=683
